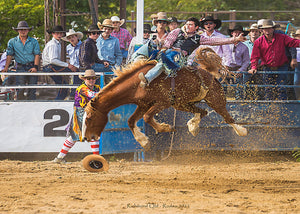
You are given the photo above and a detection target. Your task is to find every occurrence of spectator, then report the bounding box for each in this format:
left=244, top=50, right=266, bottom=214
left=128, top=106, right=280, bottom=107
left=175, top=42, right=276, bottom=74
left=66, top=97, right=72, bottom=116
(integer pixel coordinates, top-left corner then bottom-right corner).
left=293, top=29, right=300, bottom=100
left=96, top=19, right=122, bottom=72
left=42, top=25, right=77, bottom=100
left=151, top=12, right=169, bottom=49
left=79, top=25, right=109, bottom=71
left=249, top=19, right=300, bottom=100
left=243, top=23, right=264, bottom=99
left=126, top=24, right=153, bottom=64
left=138, top=17, right=246, bottom=88
left=168, top=17, right=180, bottom=32
left=150, top=13, right=158, bottom=32
left=1, top=21, right=40, bottom=100
left=227, top=25, right=250, bottom=100
left=111, top=16, right=132, bottom=62
left=53, top=69, right=101, bottom=163
left=198, top=16, right=232, bottom=67
left=62, top=29, right=83, bottom=99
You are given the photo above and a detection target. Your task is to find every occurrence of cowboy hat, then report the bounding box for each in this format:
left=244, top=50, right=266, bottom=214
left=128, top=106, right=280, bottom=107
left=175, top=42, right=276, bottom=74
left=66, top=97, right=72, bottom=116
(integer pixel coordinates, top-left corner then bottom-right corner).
left=294, top=29, right=300, bottom=37
left=153, top=12, right=170, bottom=25
left=111, top=16, right=125, bottom=26
left=83, top=24, right=101, bottom=34
left=12, top=21, right=33, bottom=31
left=79, top=69, right=99, bottom=80
left=134, top=24, right=155, bottom=34
left=62, top=29, right=83, bottom=42
left=168, top=17, right=180, bottom=24
left=200, top=16, right=222, bottom=29
left=97, top=19, right=117, bottom=29
left=249, top=23, right=259, bottom=30
left=228, top=25, right=249, bottom=36
left=47, top=25, right=66, bottom=34
left=257, top=19, right=280, bottom=29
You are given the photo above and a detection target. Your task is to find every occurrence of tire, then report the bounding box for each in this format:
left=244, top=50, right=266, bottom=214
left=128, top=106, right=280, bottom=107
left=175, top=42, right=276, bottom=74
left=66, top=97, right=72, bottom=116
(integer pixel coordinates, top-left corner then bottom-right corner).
left=82, top=154, right=109, bottom=172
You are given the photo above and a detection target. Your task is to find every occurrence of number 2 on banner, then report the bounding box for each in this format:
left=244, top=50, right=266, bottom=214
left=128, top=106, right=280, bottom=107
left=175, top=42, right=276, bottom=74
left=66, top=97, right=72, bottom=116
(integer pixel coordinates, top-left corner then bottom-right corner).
left=44, top=109, right=70, bottom=137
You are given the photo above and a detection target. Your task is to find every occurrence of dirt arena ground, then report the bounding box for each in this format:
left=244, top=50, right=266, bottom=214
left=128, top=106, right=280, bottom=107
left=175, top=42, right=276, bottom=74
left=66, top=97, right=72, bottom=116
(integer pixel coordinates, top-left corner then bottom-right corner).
left=0, top=151, right=299, bottom=214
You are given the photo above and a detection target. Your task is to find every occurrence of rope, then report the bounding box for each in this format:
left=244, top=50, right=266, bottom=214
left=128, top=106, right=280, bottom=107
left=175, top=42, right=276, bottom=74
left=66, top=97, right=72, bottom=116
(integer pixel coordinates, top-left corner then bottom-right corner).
left=161, top=109, right=177, bottom=161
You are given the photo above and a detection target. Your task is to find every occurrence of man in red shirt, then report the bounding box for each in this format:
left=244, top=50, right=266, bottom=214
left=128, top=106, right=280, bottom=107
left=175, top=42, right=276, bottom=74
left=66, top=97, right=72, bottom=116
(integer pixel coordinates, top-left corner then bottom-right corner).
left=249, top=19, right=300, bottom=100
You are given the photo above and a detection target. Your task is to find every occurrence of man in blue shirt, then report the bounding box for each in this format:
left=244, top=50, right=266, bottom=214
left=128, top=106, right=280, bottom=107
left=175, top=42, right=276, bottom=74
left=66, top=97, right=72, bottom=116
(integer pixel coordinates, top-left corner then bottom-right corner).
left=96, top=19, right=122, bottom=72
left=1, top=21, right=40, bottom=100
left=62, top=29, right=83, bottom=99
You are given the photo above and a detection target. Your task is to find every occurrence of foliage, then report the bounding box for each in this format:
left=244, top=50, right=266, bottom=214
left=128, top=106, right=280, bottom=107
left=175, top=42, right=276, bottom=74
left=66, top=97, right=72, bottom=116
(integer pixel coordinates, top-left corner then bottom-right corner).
left=292, top=148, right=300, bottom=162
left=0, top=0, right=299, bottom=52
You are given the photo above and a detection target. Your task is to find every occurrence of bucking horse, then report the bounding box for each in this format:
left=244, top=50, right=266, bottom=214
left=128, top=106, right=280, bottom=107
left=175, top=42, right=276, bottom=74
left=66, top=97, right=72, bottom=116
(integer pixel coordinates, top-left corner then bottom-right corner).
left=81, top=47, right=247, bottom=150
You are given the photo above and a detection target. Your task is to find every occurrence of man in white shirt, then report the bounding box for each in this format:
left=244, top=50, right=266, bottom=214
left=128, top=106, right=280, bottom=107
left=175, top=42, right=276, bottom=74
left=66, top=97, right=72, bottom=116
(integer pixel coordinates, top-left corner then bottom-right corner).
left=42, top=25, right=77, bottom=100
left=198, top=16, right=232, bottom=67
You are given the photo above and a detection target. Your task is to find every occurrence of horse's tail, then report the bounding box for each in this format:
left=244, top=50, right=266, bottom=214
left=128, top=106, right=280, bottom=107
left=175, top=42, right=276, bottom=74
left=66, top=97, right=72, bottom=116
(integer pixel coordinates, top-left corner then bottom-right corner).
left=194, top=47, right=232, bottom=82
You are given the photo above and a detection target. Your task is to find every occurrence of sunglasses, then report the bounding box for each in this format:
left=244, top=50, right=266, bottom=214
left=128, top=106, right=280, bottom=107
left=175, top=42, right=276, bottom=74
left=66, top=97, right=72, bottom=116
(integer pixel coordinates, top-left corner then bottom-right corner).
left=204, top=21, right=215, bottom=25
left=158, top=20, right=168, bottom=24
left=86, top=77, right=97, bottom=80
left=91, top=32, right=101, bottom=35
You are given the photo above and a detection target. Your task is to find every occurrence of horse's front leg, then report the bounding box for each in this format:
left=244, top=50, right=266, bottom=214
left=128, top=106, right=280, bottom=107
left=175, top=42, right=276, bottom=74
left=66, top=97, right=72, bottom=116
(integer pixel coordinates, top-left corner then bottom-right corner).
left=143, top=103, right=175, bottom=133
left=128, top=105, right=152, bottom=150
left=174, top=102, right=208, bottom=136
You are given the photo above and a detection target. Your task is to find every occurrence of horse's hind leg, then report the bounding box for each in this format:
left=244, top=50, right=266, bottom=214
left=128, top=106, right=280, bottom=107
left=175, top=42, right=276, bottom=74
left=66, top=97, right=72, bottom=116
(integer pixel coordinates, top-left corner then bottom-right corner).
left=204, top=79, right=247, bottom=136
left=174, top=102, right=208, bottom=136
left=143, top=103, right=175, bottom=133
left=128, top=105, right=151, bottom=150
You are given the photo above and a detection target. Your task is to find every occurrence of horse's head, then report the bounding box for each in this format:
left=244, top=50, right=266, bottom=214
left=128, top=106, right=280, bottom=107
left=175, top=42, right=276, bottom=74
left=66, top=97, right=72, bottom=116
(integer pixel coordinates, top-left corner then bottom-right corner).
left=81, top=97, right=108, bottom=142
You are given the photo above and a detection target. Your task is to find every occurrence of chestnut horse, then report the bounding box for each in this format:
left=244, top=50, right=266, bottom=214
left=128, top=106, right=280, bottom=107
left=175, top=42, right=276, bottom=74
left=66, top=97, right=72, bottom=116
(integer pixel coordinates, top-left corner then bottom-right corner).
left=82, top=49, right=247, bottom=150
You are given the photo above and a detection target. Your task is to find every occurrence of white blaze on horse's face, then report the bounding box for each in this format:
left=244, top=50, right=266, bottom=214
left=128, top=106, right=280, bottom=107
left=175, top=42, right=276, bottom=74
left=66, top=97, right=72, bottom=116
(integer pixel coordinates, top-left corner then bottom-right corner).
left=82, top=112, right=87, bottom=140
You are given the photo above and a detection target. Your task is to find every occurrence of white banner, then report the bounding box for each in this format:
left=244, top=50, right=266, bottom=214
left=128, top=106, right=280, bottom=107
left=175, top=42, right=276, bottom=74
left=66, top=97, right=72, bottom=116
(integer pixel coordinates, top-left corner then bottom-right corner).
left=0, top=102, right=91, bottom=152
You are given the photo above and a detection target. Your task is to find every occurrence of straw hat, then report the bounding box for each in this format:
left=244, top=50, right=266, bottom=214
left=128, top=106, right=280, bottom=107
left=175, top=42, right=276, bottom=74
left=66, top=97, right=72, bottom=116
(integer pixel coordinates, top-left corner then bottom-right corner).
left=257, top=19, right=280, bottom=29
left=111, top=16, right=125, bottom=26
left=294, top=29, right=300, bottom=36
left=79, top=69, right=99, bottom=80
left=153, top=12, right=169, bottom=25
left=249, top=23, right=258, bottom=30
left=62, top=29, right=83, bottom=42
left=97, top=19, right=117, bottom=29
left=12, top=21, right=33, bottom=31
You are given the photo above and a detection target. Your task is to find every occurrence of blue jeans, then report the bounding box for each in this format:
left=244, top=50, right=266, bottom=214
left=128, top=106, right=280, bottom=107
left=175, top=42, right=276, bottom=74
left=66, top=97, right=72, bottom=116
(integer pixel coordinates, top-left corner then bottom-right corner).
left=43, top=64, right=71, bottom=100
left=294, top=63, right=300, bottom=100
left=16, top=64, right=38, bottom=100
left=92, top=63, right=114, bottom=85
left=121, top=49, right=128, bottom=59
left=263, top=64, right=289, bottom=100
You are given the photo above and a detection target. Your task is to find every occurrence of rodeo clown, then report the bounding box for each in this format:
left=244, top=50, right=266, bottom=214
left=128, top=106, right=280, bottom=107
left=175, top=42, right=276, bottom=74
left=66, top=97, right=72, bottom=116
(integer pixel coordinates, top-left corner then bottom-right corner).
left=53, top=69, right=101, bottom=163
left=135, top=17, right=247, bottom=88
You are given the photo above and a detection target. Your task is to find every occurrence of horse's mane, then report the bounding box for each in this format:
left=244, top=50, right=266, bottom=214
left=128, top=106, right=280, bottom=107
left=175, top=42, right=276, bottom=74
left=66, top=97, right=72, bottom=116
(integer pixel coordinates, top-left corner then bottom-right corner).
left=194, top=47, right=232, bottom=82
left=96, top=59, right=157, bottom=96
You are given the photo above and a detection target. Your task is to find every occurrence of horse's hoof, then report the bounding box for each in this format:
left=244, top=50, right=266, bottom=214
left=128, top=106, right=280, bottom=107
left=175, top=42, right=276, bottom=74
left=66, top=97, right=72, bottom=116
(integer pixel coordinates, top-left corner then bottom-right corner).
left=230, top=124, right=248, bottom=136
left=141, top=142, right=151, bottom=151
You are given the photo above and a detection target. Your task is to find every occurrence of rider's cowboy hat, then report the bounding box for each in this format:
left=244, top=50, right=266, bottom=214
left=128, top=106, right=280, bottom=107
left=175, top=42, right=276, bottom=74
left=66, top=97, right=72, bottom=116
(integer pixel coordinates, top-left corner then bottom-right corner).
left=153, top=12, right=170, bottom=25
left=79, top=69, right=100, bottom=80
left=257, top=19, right=280, bottom=29
left=12, top=21, right=33, bottom=31
left=199, top=16, right=222, bottom=29
left=228, top=25, right=249, bottom=36
left=97, top=19, right=117, bottom=29
left=83, top=24, right=101, bottom=34
left=47, top=25, right=66, bottom=34
left=111, top=16, right=125, bottom=26
left=62, top=29, right=83, bottom=42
